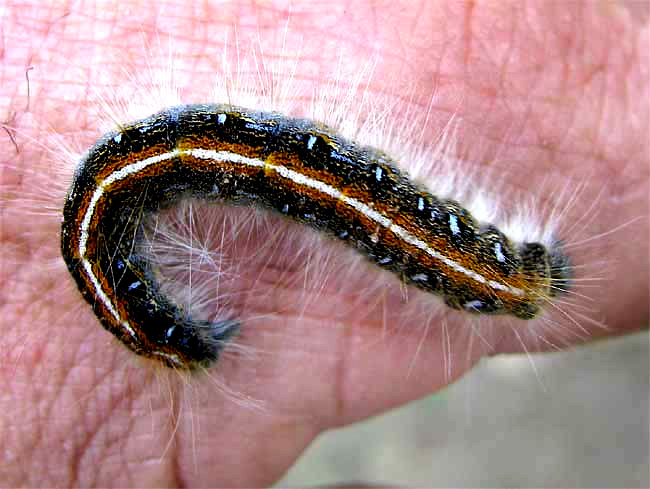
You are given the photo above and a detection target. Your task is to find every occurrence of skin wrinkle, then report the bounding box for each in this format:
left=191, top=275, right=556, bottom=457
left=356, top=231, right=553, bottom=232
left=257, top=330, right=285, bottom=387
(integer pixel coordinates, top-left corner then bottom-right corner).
left=75, top=370, right=162, bottom=486
left=48, top=322, right=156, bottom=486
left=0, top=0, right=648, bottom=486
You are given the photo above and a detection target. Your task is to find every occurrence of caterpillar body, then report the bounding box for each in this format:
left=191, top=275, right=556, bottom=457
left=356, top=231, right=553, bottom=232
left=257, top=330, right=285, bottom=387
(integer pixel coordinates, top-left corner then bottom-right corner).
left=61, top=103, right=571, bottom=369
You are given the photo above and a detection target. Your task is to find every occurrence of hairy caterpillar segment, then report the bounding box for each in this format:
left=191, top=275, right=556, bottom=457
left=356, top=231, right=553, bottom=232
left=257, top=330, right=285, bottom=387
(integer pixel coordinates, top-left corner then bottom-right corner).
left=61, top=104, right=571, bottom=369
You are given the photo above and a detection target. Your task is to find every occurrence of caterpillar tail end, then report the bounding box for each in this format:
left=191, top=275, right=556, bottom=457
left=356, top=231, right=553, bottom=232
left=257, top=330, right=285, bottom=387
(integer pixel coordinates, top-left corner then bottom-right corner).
left=163, top=318, right=240, bottom=370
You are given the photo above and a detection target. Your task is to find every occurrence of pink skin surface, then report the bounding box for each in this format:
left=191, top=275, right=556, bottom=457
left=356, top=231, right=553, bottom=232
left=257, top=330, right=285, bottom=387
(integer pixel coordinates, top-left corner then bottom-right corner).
left=1, top=1, right=648, bottom=486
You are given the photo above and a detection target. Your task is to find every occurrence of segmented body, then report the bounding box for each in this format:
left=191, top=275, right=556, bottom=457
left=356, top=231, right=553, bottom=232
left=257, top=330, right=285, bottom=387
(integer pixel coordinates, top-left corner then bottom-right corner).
left=61, top=104, right=570, bottom=368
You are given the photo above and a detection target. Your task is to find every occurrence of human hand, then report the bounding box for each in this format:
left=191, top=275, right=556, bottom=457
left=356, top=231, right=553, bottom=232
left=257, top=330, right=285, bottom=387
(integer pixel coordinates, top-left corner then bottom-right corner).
left=1, top=1, right=647, bottom=486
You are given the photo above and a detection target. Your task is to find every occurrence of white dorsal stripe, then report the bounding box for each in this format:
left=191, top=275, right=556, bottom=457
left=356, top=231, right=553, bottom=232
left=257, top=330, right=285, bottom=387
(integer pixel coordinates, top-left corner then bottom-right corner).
left=78, top=147, right=525, bottom=335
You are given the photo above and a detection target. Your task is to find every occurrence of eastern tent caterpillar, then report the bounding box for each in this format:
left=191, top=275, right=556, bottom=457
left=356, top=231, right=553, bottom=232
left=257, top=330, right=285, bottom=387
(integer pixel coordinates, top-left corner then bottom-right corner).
left=61, top=104, right=571, bottom=369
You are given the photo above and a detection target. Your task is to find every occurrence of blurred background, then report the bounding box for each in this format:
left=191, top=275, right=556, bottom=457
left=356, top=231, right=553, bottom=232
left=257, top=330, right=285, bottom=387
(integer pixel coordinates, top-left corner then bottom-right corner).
left=279, top=331, right=648, bottom=487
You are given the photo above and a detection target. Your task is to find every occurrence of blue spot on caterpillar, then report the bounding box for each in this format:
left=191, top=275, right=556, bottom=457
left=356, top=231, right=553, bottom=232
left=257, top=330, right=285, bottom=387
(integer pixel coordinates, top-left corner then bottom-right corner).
left=60, top=104, right=571, bottom=369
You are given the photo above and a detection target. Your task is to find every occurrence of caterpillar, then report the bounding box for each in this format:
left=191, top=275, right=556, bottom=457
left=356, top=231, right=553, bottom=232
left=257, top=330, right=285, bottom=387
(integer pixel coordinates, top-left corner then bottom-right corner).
left=60, top=103, right=571, bottom=369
